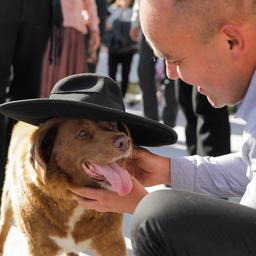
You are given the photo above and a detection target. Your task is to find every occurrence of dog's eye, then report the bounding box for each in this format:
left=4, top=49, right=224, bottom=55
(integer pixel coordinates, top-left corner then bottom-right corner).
left=102, top=122, right=117, bottom=131
left=77, top=130, right=91, bottom=140
left=118, top=123, right=128, bottom=134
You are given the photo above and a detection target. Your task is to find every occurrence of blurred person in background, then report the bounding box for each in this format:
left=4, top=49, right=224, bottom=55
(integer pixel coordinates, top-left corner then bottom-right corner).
left=40, top=0, right=100, bottom=98
left=0, top=0, right=52, bottom=195
left=87, top=0, right=108, bottom=73
left=106, top=0, right=137, bottom=97
left=130, top=0, right=178, bottom=125
left=176, top=79, right=231, bottom=156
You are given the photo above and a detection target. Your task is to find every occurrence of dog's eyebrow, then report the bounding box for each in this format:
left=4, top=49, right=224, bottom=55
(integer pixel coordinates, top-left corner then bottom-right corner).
left=117, top=123, right=129, bottom=134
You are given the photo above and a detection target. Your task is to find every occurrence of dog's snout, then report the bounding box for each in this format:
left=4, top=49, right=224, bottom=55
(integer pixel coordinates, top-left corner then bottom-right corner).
left=113, top=135, right=130, bottom=152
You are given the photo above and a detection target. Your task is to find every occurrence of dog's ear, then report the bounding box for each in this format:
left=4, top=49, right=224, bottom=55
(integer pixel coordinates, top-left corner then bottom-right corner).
left=29, top=119, right=60, bottom=184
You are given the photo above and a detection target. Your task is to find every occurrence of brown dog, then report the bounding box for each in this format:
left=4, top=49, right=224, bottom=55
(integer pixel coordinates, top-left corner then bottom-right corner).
left=0, top=118, right=133, bottom=256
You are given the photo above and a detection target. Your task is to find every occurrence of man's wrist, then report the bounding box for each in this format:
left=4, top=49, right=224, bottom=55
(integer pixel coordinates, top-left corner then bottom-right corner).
left=157, top=155, right=171, bottom=185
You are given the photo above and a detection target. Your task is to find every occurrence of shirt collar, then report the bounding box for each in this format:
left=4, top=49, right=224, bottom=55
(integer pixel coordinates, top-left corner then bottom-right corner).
left=236, top=70, right=256, bottom=122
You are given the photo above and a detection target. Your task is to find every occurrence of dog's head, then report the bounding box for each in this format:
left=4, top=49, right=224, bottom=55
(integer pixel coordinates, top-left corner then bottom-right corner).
left=29, top=118, right=133, bottom=195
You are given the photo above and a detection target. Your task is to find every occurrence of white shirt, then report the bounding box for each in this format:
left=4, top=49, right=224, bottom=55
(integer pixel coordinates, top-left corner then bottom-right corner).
left=171, top=70, right=256, bottom=209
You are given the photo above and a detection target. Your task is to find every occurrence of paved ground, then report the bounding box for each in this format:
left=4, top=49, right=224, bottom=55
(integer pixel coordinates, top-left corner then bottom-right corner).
left=2, top=49, right=245, bottom=255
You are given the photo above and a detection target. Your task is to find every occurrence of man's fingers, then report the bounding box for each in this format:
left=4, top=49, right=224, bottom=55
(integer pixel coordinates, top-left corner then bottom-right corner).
left=78, top=198, right=99, bottom=210
left=70, top=187, right=100, bottom=200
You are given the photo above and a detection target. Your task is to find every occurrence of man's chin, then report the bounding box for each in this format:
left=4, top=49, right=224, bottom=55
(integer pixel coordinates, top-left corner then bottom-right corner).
left=207, top=96, right=226, bottom=108
left=197, top=86, right=226, bottom=108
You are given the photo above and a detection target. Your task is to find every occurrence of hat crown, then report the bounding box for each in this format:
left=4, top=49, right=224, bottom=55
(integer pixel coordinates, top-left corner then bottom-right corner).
left=50, top=73, right=125, bottom=111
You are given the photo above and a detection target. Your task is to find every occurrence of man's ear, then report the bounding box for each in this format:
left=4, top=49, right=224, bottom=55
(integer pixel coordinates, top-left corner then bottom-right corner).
left=221, top=24, right=246, bottom=59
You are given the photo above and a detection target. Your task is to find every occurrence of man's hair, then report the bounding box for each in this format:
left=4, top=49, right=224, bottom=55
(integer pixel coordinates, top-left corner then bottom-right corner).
left=171, top=0, right=256, bottom=44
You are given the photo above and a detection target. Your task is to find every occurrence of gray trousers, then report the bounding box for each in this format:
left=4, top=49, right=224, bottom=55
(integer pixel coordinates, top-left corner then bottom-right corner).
left=131, top=190, right=256, bottom=256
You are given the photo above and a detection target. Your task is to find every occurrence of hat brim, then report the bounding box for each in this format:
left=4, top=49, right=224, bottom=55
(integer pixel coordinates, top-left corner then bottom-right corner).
left=0, top=99, right=177, bottom=146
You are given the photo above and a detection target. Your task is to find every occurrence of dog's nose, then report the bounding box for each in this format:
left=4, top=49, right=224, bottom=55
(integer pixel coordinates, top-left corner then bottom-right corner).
left=113, top=135, right=130, bottom=152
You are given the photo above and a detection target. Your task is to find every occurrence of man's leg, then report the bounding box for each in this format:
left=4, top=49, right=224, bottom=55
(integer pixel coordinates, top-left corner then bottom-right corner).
left=108, top=52, right=119, bottom=83
left=0, top=0, right=51, bottom=197
left=8, top=0, right=51, bottom=101
left=138, top=34, right=159, bottom=120
left=131, top=190, right=256, bottom=256
left=120, top=52, right=134, bottom=97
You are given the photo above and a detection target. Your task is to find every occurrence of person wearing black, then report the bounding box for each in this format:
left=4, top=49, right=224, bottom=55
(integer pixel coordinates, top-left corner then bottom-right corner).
left=107, top=0, right=137, bottom=97
left=0, top=0, right=51, bottom=195
left=138, top=34, right=159, bottom=120
left=176, top=79, right=231, bottom=156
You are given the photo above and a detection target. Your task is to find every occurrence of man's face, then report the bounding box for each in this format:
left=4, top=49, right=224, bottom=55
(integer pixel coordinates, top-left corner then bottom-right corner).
left=140, top=0, right=249, bottom=108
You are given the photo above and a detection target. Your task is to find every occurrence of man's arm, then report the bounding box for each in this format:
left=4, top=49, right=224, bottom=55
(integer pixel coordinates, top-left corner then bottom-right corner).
left=171, top=152, right=249, bottom=197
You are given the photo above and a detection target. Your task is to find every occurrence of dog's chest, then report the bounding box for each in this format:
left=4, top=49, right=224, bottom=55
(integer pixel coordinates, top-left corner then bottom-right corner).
left=49, top=207, right=93, bottom=254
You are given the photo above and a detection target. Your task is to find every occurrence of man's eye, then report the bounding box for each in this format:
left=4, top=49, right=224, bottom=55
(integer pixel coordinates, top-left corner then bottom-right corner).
left=173, top=61, right=181, bottom=65
left=166, top=59, right=177, bottom=65
left=77, top=130, right=91, bottom=139
left=167, top=58, right=183, bottom=66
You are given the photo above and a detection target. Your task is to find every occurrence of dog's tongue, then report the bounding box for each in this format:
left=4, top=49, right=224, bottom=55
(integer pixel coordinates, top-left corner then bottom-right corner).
left=93, top=163, right=132, bottom=196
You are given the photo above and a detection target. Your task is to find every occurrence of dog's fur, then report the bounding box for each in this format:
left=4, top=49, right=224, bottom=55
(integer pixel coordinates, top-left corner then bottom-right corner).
left=0, top=118, right=133, bottom=256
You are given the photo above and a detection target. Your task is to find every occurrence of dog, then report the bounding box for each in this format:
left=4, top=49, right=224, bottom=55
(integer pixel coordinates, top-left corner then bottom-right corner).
left=0, top=117, right=133, bottom=256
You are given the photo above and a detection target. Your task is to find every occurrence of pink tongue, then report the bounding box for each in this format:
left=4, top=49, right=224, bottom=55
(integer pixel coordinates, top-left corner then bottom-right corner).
left=93, top=163, right=133, bottom=196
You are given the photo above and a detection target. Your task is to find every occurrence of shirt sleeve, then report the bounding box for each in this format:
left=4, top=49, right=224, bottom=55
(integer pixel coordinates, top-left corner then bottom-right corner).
left=240, top=135, right=256, bottom=208
left=171, top=152, right=249, bottom=197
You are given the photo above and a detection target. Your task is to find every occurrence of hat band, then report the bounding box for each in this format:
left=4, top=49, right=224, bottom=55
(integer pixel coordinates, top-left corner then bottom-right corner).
left=49, top=92, right=125, bottom=111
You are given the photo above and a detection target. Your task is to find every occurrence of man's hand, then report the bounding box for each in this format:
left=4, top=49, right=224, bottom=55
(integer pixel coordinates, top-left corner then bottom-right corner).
left=70, top=176, right=147, bottom=214
left=126, top=147, right=171, bottom=187
left=70, top=147, right=170, bottom=214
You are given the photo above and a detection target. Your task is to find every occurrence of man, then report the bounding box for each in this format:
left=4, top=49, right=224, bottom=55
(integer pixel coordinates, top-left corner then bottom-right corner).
left=131, top=0, right=231, bottom=153
left=71, top=0, right=256, bottom=255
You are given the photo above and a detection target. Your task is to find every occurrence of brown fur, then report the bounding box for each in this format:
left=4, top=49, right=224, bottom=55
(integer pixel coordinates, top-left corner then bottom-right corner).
left=0, top=118, right=132, bottom=256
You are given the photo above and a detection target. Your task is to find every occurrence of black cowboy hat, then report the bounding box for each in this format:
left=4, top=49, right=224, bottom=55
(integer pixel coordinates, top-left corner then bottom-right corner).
left=0, top=73, right=177, bottom=146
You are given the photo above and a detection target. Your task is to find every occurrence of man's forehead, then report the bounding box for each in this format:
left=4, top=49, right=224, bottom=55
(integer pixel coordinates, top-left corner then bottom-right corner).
left=140, top=0, right=172, bottom=6
left=140, top=0, right=179, bottom=37
left=145, top=38, right=177, bottom=60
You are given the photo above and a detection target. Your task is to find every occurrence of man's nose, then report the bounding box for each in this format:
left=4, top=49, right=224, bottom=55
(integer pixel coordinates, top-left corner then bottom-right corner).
left=165, top=62, right=179, bottom=80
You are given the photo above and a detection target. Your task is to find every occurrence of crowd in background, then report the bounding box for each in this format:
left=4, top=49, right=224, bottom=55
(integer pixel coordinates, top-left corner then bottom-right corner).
left=0, top=0, right=232, bottom=198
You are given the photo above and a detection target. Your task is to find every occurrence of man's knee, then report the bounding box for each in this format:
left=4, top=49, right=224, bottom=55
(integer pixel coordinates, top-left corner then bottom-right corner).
left=130, top=190, right=197, bottom=254
left=131, top=190, right=192, bottom=231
